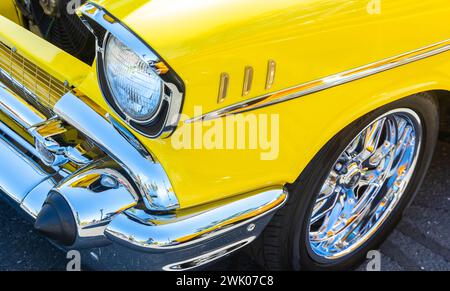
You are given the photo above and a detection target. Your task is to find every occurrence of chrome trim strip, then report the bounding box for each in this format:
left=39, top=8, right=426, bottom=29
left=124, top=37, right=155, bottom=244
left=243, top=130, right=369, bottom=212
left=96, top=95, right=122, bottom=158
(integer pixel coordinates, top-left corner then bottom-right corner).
left=163, top=237, right=256, bottom=271
left=0, top=82, right=45, bottom=128
left=105, top=188, right=287, bottom=250
left=54, top=92, right=180, bottom=211
left=187, top=39, right=450, bottom=123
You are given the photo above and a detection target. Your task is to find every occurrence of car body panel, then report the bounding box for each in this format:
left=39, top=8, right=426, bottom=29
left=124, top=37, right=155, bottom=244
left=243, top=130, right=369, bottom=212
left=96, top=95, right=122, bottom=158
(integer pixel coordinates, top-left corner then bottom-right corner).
left=0, top=1, right=20, bottom=25
left=1, top=0, right=450, bottom=209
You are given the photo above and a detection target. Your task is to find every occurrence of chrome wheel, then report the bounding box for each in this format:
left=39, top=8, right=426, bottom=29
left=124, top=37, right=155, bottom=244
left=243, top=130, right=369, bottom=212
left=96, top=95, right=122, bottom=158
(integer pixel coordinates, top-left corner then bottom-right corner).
left=308, top=108, right=422, bottom=259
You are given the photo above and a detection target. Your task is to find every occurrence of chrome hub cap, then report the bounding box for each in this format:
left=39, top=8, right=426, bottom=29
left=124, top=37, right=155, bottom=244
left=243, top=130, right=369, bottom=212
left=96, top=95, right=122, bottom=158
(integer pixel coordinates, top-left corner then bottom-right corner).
left=308, top=109, right=422, bottom=259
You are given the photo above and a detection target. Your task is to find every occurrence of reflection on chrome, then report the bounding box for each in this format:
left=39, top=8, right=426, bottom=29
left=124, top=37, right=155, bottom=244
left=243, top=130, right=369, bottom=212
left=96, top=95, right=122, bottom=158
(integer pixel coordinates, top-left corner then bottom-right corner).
left=308, top=109, right=421, bottom=259
left=106, top=188, right=287, bottom=249
left=0, top=82, right=45, bottom=128
left=163, top=237, right=256, bottom=271
left=52, top=160, right=138, bottom=247
left=55, top=92, right=180, bottom=211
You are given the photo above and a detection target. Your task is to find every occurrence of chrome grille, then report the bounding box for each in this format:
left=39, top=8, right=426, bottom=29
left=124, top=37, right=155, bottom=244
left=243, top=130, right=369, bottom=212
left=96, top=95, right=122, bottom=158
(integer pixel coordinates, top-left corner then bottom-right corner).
left=0, top=41, right=70, bottom=110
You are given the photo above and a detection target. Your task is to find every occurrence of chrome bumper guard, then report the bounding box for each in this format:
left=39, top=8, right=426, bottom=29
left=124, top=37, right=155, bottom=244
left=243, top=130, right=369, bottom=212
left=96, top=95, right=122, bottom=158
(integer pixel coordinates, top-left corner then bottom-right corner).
left=0, top=81, right=287, bottom=270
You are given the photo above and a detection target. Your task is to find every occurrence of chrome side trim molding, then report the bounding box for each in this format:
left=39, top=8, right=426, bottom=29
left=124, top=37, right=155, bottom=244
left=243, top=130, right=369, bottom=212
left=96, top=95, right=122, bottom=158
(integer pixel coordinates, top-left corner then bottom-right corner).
left=187, top=39, right=450, bottom=123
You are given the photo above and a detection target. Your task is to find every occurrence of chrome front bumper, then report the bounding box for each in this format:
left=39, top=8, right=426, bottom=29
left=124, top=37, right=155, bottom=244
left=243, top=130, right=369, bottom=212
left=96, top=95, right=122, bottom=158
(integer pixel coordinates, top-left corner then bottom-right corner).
left=0, top=80, right=287, bottom=270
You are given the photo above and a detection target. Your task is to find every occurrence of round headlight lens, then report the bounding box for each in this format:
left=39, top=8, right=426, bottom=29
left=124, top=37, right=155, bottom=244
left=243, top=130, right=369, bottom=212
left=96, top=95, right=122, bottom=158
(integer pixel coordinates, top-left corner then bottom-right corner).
left=104, top=35, right=163, bottom=122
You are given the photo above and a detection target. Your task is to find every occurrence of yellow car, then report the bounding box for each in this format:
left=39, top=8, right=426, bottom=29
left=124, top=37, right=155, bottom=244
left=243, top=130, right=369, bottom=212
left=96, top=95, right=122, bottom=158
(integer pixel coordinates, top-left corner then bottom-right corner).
left=0, top=0, right=449, bottom=270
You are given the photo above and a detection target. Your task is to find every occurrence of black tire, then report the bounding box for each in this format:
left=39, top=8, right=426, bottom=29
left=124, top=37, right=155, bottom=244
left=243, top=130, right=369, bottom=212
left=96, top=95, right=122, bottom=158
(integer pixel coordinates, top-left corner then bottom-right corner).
left=252, top=93, right=439, bottom=270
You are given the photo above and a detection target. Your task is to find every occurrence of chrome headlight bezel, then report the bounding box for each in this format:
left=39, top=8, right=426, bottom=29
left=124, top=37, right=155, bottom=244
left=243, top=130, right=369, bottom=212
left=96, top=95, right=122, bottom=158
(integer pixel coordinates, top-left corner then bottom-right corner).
left=78, top=3, right=185, bottom=139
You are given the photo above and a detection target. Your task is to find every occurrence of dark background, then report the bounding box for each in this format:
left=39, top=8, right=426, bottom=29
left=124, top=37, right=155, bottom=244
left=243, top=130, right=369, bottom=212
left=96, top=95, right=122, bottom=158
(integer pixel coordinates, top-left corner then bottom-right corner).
left=0, top=140, right=448, bottom=271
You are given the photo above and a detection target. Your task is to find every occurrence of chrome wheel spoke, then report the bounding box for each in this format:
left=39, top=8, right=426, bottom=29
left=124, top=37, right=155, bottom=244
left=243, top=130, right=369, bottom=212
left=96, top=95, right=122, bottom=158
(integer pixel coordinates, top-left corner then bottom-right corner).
left=359, top=168, right=382, bottom=187
left=355, top=118, right=386, bottom=163
left=308, top=109, right=421, bottom=259
left=353, top=183, right=381, bottom=215
left=392, top=125, right=414, bottom=169
left=310, top=188, right=340, bottom=225
left=368, top=140, right=395, bottom=167
left=316, top=171, right=339, bottom=202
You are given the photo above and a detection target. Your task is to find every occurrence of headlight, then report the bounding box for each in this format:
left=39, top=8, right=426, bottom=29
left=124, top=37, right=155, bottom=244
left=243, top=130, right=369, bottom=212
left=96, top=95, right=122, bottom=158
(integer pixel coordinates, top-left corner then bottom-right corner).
left=104, top=35, right=163, bottom=122
left=78, top=3, right=184, bottom=139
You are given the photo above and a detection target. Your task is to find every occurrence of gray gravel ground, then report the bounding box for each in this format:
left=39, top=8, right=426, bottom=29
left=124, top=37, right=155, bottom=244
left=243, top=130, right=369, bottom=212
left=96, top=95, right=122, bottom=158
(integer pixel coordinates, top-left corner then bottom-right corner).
left=0, top=141, right=448, bottom=271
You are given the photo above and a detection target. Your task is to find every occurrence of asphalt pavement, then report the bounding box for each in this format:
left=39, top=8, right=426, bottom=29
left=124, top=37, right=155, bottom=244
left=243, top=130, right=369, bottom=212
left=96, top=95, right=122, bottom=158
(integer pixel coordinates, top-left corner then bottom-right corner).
left=0, top=140, right=448, bottom=271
